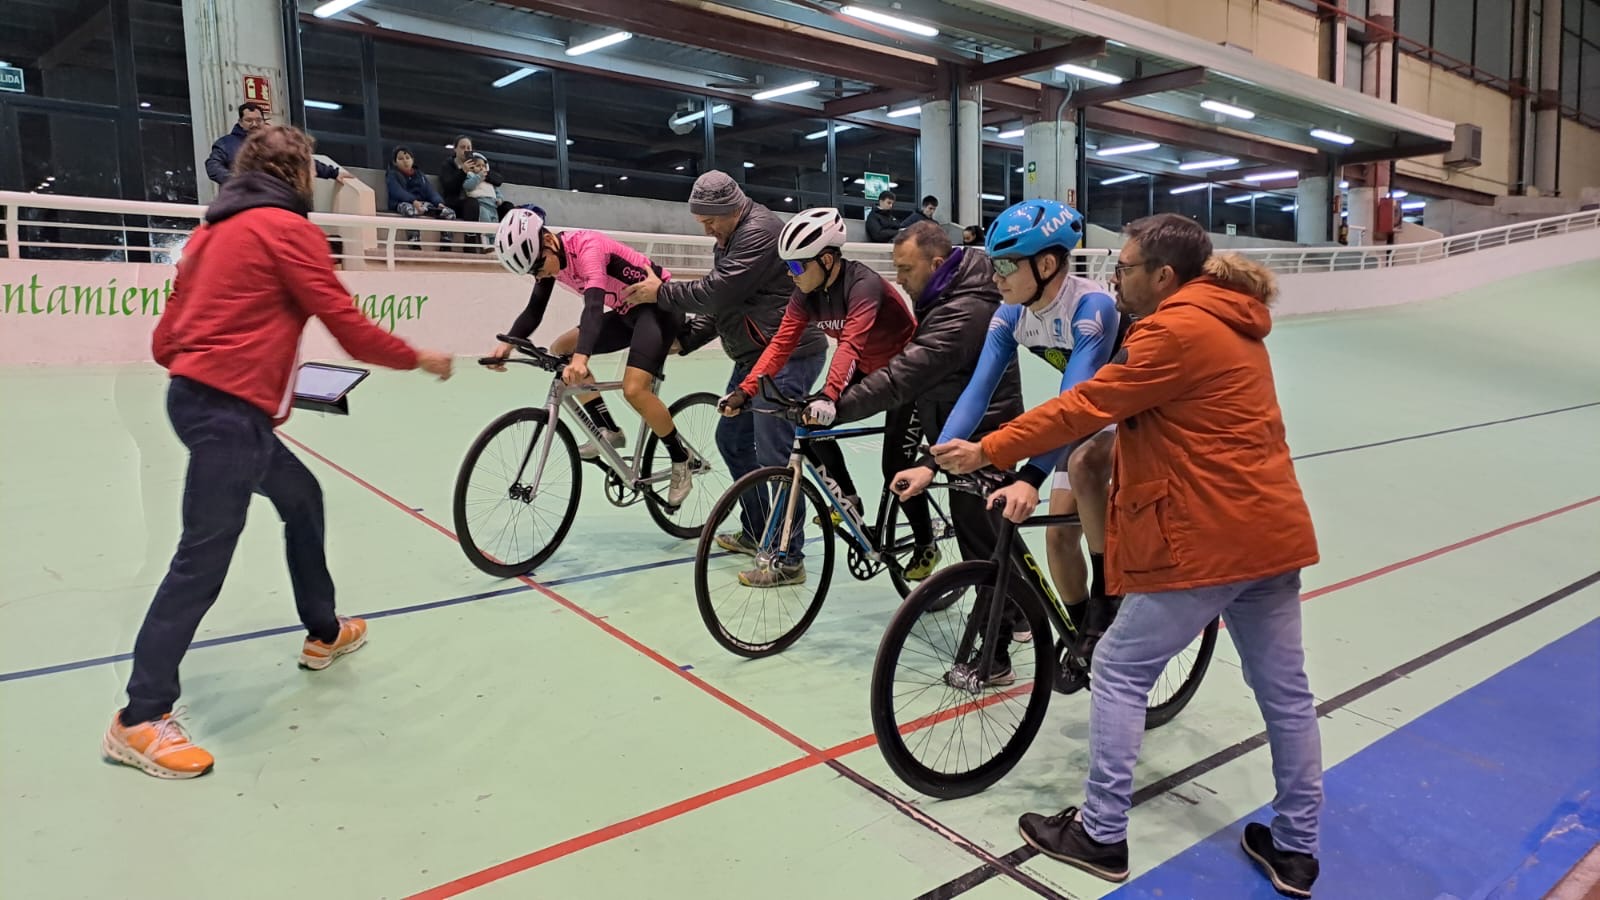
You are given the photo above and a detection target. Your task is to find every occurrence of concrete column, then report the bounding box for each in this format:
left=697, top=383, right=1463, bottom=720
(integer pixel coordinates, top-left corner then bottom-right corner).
left=1533, top=0, right=1562, bottom=194
left=1359, top=0, right=1395, bottom=239
left=183, top=0, right=289, bottom=202
left=955, top=97, right=982, bottom=225
left=919, top=99, right=952, bottom=217
left=1346, top=186, right=1376, bottom=245
left=1021, top=118, right=1078, bottom=207
left=1296, top=176, right=1331, bottom=244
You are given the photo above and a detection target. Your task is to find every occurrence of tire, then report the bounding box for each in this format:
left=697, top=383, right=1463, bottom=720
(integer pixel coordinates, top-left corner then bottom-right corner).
left=1144, top=617, right=1220, bottom=729
left=642, top=391, right=726, bottom=539
left=452, top=407, right=582, bottom=577
left=884, top=490, right=961, bottom=599
left=693, top=465, right=836, bottom=658
left=871, top=561, right=1054, bottom=799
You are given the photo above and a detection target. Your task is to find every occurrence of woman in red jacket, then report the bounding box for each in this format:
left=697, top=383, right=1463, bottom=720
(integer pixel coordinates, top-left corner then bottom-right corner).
left=103, top=125, right=454, bottom=780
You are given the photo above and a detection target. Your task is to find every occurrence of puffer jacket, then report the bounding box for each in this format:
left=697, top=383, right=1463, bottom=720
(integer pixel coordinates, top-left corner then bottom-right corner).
left=979, top=254, right=1319, bottom=595
left=655, top=199, right=826, bottom=366
left=835, top=247, right=1024, bottom=449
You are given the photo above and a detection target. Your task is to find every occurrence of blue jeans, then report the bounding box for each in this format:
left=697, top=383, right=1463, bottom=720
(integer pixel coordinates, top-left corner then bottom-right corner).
left=1082, top=569, right=1323, bottom=855
left=122, top=377, right=342, bottom=724
left=715, top=353, right=824, bottom=557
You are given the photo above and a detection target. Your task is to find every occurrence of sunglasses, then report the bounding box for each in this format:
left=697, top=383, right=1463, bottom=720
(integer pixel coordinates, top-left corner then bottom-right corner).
left=785, top=259, right=811, bottom=276
left=991, top=256, right=1023, bottom=277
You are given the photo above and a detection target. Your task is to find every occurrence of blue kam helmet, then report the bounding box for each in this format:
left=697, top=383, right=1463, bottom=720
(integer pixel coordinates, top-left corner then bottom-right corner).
left=984, top=200, right=1085, bottom=259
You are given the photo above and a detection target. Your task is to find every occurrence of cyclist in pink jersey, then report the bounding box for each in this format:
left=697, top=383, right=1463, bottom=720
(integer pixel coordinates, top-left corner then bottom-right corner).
left=488, top=207, right=695, bottom=505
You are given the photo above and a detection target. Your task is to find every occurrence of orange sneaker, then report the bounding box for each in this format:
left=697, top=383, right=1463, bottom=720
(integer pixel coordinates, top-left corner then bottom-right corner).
left=299, top=616, right=367, bottom=670
left=103, top=709, right=214, bottom=779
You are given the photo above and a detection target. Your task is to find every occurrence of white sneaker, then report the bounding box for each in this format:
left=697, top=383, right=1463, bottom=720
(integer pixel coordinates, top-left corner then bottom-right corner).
left=578, top=427, right=626, bottom=460
left=668, top=461, right=693, bottom=506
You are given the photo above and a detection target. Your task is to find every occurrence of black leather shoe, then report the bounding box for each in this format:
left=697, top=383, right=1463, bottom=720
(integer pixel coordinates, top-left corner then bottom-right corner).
left=1018, top=806, right=1129, bottom=883
left=1241, top=822, right=1319, bottom=898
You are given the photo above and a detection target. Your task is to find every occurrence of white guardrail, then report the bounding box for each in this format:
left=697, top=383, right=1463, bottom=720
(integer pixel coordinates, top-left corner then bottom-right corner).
left=4, top=190, right=1599, bottom=283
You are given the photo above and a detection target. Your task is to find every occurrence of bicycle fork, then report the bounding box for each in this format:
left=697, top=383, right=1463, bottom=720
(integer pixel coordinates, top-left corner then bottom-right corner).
left=954, top=524, right=1018, bottom=686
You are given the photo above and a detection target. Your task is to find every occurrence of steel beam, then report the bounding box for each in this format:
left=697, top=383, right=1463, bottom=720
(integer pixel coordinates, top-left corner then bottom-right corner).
left=1070, top=67, right=1207, bottom=108
left=966, top=37, right=1106, bottom=84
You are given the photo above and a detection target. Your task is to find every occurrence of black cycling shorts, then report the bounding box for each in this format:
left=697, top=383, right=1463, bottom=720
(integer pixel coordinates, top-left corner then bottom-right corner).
left=588, top=304, right=682, bottom=379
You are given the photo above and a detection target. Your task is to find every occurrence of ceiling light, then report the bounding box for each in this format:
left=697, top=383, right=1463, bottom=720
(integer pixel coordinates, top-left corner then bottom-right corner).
left=1095, top=141, right=1159, bottom=157
left=839, top=5, right=939, bottom=37
left=675, top=165, right=685, bottom=171
left=493, top=128, right=558, bottom=143
left=45, top=176, right=55, bottom=181
left=743, top=161, right=755, bottom=168
left=1100, top=172, right=1146, bottom=185
left=784, top=196, right=793, bottom=202
left=1056, top=63, right=1123, bottom=85
left=852, top=178, right=898, bottom=187
left=1281, top=204, right=1298, bottom=212
left=566, top=31, right=632, bottom=57
left=753, top=80, right=819, bottom=101
left=492, top=67, right=538, bottom=88
left=1225, top=192, right=1267, bottom=204
left=1402, top=201, right=1426, bottom=210
left=1244, top=170, right=1298, bottom=182
left=305, top=100, right=343, bottom=111
left=1014, top=167, right=1025, bottom=173
left=1178, top=157, right=1239, bottom=171
left=619, top=176, right=628, bottom=181
left=1170, top=183, right=1209, bottom=194
left=887, top=105, right=921, bottom=118
left=313, top=0, right=365, bottom=18
left=806, top=124, right=857, bottom=140
left=981, top=193, right=1006, bottom=202
left=1339, top=180, right=1350, bottom=189
left=997, top=128, right=1025, bottom=139
left=1390, top=190, right=1408, bottom=199
left=1310, top=129, right=1356, bottom=145
left=1200, top=99, right=1255, bottom=119
left=671, top=104, right=730, bottom=127
left=595, top=183, right=604, bottom=189
left=139, top=101, right=151, bottom=109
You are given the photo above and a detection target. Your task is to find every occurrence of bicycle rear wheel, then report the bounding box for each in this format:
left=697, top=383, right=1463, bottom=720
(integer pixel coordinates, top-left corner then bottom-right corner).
left=642, top=391, right=728, bottom=539
left=453, top=407, right=581, bottom=577
left=870, top=561, right=1053, bottom=799
left=883, top=491, right=961, bottom=599
left=1144, top=617, right=1219, bottom=729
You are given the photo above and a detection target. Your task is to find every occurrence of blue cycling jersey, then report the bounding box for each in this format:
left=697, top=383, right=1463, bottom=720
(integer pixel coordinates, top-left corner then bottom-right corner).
left=939, top=275, right=1121, bottom=479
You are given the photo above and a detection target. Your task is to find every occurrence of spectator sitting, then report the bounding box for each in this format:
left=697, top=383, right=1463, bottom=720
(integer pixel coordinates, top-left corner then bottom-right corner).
left=897, top=195, right=940, bottom=232
left=385, top=146, right=456, bottom=249
left=440, top=136, right=512, bottom=249
left=865, top=191, right=902, bottom=242
left=962, top=224, right=984, bottom=246
left=206, top=102, right=353, bottom=187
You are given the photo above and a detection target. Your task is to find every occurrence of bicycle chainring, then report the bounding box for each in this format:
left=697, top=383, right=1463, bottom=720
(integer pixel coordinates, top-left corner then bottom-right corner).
left=1054, top=638, right=1092, bottom=695
left=846, top=542, right=886, bottom=581
left=603, top=469, right=642, bottom=507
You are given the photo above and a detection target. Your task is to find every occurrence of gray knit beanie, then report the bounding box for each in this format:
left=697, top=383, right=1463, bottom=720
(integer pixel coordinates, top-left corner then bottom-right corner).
left=688, top=170, right=748, bottom=216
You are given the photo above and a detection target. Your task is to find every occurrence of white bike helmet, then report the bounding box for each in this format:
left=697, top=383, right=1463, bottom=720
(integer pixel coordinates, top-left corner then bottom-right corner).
left=495, top=206, right=546, bottom=276
left=778, top=207, right=848, bottom=261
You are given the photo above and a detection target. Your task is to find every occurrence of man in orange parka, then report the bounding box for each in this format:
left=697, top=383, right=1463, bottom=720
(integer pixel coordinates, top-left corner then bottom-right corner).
left=933, top=213, right=1323, bottom=898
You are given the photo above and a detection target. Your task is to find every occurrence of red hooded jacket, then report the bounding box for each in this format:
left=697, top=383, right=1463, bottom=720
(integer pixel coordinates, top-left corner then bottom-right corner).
left=153, top=172, right=419, bottom=423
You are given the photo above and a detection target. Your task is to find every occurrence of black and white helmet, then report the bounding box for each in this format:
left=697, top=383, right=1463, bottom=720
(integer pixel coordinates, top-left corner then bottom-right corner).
left=495, top=206, right=545, bottom=276
left=778, top=207, right=848, bottom=261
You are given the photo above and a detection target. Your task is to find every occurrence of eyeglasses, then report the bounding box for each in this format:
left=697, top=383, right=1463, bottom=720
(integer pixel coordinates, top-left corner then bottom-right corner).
left=1112, top=260, right=1147, bottom=279
left=991, top=256, right=1022, bottom=277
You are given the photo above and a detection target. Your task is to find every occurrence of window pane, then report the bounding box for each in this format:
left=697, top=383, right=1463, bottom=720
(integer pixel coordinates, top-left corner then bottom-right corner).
left=3, top=0, right=118, bottom=104
left=1085, top=165, right=1150, bottom=234
left=301, top=25, right=367, bottom=168
left=715, top=107, right=833, bottom=216
left=1213, top=189, right=1255, bottom=238
left=139, top=117, right=196, bottom=204
left=1474, top=0, right=1513, bottom=79
left=1397, top=0, right=1432, bottom=47
left=17, top=109, right=127, bottom=261
left=1344, top=39, right=1364, bottom=90
left=1583, top=41, right=1600, bottom=117
left=1433, top=0, right=1473, bottom=62
left=1565, top=0, right=1582, bottom=32
left=836, top=123, right=919, bottom=223
left=1563, top=33, right=1581, bottom=107
left=564, top=70, right=707, bottom=202
left=133, top=0, right=189, bottom=110
left=1151, top=176, right=1209, bottom=229
left=981, top=145, right=1015, bottom=223
left=1588, top=0, right=1600, bottom=43
left=1255, top=193, right=1298, bottom=242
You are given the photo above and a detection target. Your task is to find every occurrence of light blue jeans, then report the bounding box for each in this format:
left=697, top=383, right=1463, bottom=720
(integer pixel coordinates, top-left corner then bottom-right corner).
left=1082, top=569, right=1324, bottom=855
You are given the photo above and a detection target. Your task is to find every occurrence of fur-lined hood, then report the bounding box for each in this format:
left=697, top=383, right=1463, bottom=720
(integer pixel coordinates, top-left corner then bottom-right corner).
left=1155, top=252, right=1279, bottom=340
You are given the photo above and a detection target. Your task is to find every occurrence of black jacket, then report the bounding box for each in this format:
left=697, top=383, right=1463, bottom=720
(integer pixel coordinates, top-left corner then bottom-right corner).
left=835, top=247, right=1024, bottom=456
left=207, top=124, right=339, bottom=185
left=655, top=199, right=827, bottom=366
left=865, top=207, right=902, bottom=242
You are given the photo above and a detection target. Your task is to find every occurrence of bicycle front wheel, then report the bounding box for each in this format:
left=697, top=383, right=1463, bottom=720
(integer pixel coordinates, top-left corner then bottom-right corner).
left=693, top=465, right=836, bottom=658
left=452, top=407, right=581, bottom=577
left=642, top=391, right=727, bottom=539
left=871, top=561, right=1053, bottom=799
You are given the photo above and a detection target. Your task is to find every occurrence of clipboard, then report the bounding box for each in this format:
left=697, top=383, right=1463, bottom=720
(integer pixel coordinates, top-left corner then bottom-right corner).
left=292, top=362, right=370, bottom=415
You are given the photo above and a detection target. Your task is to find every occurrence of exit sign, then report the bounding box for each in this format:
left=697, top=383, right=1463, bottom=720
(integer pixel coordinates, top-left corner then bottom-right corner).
left=0, top=66, right=24, bottom=94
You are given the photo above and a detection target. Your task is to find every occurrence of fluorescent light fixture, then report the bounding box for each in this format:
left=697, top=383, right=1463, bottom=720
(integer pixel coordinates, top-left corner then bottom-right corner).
left=492, top=128, right=572, bottom=146
left=1200, top=99, right=1255, bottom=119
left=805, top=124, right=857, bottom=140
left=1281, top=204, right=1298, bottom=212
left=1170, top=183, right=1209, bottom=195
left=1390, top=190, right=1408, bottom=199
left=45, top=176, right=55, bottom=181
left=1015, top=167, right=1025, bottom=173
left=1402, top=201, right=1426, bottom=210
left=675, top=165, right=685, bottom=171
left=1095, top=141, right=1159, bottom=157
left=783, top=196, right=793, bottom=202
left=492, top=67, right=538, bottom=88
left=1310, top=128, right=1356, bottom=145
left=619, top=175, right=628, bottom=181
left=852, top=178, right=899, bottom=188
left=670, top=104, right=730, bottom=127
left=1100, top=172, right=1146, bottom=185
left=1225, top=192, right=1267, bottom=204
left=839, top=5, right=939, bottom=37
left=997, top=128, right=1025, bottom=139
left=594, top=183, right=604, bottom=189
left=313, top=0, right=364, bottom=18
left=981, top=193, right=1007, bottom=202
left=139, top=101, right=151, bottom=108
left=1056, top=63, right=1123, bottom=85
left=1339, top=180, right=1350, bottom=189
left=753, top=80, right=819, bottom=101
left=1178, top=157, right=1239, bottom=171
left=305, top=100, right=343, bottom=111
left=1244, top=170, right=1298, bottom=182
left=743, top=161, right=755, bottom=168
left=887, top=105, right=922, bottom=118
left=566, top=31, right=632, bottom=57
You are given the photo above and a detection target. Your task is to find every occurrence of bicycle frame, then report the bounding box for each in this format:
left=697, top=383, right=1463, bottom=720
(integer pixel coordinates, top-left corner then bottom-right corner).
left=765, top=423, right=924, bottom=567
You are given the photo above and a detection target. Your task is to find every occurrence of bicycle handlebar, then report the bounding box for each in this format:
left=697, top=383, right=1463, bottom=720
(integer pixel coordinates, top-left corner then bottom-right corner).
left=488, top=334, right=570, bottom=373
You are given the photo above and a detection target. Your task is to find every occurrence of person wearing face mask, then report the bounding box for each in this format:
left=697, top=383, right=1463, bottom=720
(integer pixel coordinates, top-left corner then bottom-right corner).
left=103, top=125, right=454, bottom=780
